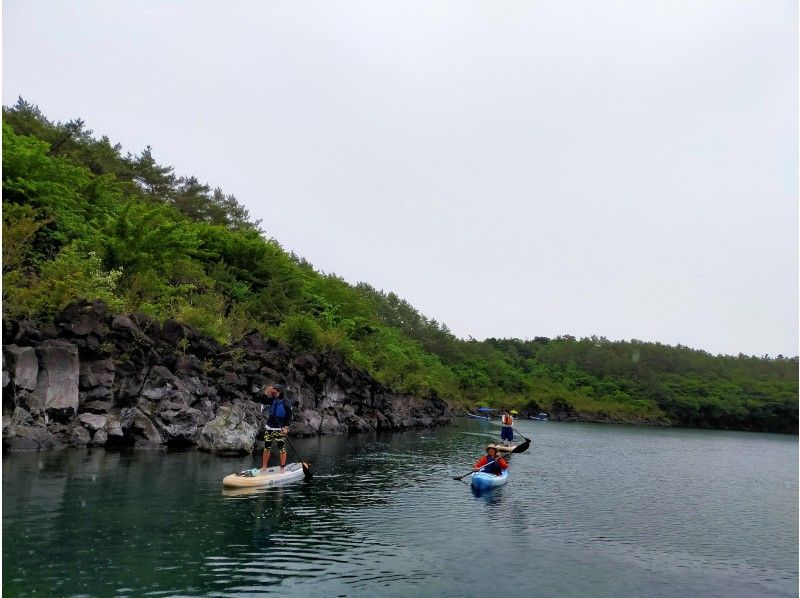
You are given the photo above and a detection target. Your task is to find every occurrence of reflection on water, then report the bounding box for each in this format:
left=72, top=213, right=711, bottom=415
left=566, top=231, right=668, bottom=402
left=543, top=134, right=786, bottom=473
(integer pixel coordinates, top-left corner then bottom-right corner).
left=3, top=421, right=798, bottom=597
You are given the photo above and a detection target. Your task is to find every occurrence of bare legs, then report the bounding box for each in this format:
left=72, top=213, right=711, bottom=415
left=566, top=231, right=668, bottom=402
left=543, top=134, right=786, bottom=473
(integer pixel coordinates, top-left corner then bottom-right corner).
left=261, top=450, right=287, bottom=472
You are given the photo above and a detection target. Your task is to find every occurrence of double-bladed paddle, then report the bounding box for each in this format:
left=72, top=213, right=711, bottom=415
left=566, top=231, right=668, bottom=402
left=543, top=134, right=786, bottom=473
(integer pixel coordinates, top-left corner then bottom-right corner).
left=452, top=440, right=530, bottom=481
left=453, top=463, right=495, bottom=481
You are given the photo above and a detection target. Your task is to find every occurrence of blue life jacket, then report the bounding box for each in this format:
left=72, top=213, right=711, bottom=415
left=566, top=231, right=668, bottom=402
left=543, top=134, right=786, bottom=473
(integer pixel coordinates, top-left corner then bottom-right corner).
left=269, top=398, right=287, bottom=420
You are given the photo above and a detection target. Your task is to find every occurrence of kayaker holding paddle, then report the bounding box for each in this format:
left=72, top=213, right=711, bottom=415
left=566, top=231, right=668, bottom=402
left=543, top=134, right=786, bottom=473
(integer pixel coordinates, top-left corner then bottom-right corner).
left=473, top=446, right=508, bottom=476
left=261, top=384, right=292, bottom=473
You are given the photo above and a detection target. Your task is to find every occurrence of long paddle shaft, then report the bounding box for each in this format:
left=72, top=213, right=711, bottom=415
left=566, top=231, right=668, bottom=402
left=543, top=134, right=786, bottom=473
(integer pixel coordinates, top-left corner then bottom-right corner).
left=453, top=463, right=498, bottom=481
left=264, top=426, right=313, bottom=480
left=512, top=427, right=531, bottom=441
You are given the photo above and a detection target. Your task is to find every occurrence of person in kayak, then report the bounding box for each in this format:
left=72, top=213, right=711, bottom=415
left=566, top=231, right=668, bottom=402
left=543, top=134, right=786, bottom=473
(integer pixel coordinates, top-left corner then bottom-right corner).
left=474, top=446, right=508, bottom=476
left=500, top=410, right=514, bottom=444
left=261, top=384, right=292, bottom=473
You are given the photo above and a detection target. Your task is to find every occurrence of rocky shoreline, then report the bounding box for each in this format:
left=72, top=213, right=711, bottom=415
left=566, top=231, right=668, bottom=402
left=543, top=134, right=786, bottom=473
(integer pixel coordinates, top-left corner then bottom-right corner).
left=2, top=300, right=452, bottom=453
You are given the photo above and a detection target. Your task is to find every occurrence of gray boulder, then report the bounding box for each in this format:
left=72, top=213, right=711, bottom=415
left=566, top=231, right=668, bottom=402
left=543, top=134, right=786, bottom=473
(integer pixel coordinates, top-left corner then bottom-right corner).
left=111, top=314, right=136, bottom=332
left=80, top=385, right=113, bottom=400
left=79, top=359, right=115, bottom=389
left=175, top=355, right=204, bottom=378
left=120, top=407, right=163, bottom=446
left=4, top=435, right=39, bottom=451
left=159, top=402, right=205, bottom=445
left=34, top=340, right=79, bottom=418
left=69, top=425, right=91, bottom=447
left=11, top=407, right=33, bottom=427
left=105, top=415, right=124, bottom=439
left=378, top=393, right=447, bottom=430
left=338, top=405, right=374, bottom=433
left=80, top=400, right=112, bottom=414
left=4, top=425, right=65, bottom=451
left=110, top=315, right=155, bottom=346
left=198, top=403, right=257, bottom=454
left=2, top=415, right=12, bottom=439
left=292, top=409, right=322, bottom=436
left=92, top=429, right=108, bottom=446
left=78, top=413, right=107, bottom=432
left=17, top=391, right=44, bottom=417
left=4, top=345, right=39, bottom=390
left=320, top=413, right=347, bottom=435
left=141, top=365, right=175, bottom=401
left=56, top=300, right=106, bottom=337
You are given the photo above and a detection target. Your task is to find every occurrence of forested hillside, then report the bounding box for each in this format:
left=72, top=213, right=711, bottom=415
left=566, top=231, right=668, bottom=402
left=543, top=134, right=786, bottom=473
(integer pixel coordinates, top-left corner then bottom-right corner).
left=3, top=99, right=796, bottom=432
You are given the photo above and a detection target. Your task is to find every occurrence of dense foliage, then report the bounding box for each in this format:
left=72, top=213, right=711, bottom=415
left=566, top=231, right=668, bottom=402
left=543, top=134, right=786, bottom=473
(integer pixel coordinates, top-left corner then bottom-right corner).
left=3, top=99, right=797, bottom=432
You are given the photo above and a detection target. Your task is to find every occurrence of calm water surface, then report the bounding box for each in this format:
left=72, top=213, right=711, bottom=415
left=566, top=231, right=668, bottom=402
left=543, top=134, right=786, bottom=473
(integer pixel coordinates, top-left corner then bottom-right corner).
left=3, top=420, right=798, bottom=597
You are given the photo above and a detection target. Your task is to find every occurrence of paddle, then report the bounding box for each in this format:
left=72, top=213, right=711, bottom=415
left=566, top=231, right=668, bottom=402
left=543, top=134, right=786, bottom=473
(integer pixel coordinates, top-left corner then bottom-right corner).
left=453, top=463, right=496, bottom=481
left=284, top=435, right=313, bottom=480
left=510, top=434, right=531, bottom=454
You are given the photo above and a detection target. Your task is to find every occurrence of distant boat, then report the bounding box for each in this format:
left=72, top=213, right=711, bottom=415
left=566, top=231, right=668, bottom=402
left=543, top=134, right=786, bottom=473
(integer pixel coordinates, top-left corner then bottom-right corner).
left=529, top=413, right=549, bottom=421
left=467, top=412, right=491, bottom=420
left=468, top=407, right=495, bottom=420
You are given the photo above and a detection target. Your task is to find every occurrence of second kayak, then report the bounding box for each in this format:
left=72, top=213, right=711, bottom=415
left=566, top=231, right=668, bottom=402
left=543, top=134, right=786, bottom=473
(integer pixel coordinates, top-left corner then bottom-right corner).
left=471, top=469, right=509, bottom=490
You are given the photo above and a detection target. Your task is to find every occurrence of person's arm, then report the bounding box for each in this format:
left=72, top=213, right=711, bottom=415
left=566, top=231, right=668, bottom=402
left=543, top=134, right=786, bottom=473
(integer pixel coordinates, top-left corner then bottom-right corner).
left=474, top=456, right=488, bottom=469
left=498, top=458, right=508, bottom=470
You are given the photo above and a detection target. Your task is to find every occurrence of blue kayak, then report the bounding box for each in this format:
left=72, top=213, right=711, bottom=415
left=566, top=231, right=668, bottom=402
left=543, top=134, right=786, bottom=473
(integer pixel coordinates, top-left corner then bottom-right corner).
left=470, top=469, right=508, bottom=490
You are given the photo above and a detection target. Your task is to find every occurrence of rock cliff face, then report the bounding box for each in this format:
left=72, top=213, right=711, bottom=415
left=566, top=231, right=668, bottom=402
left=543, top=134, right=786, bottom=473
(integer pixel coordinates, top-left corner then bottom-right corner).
left=2, top=300, right=451, bottom=453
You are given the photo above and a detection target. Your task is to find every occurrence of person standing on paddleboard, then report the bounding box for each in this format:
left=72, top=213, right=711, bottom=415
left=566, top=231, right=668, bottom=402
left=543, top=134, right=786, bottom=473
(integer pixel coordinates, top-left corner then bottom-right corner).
left=500, top=410, right=514, bottom=445
left=261, top=384, right=292, bottom=473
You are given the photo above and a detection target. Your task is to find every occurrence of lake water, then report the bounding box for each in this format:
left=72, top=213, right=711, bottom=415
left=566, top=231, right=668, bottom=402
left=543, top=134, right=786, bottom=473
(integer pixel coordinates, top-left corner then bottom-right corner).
left=3, top=420, right=798, bottom=597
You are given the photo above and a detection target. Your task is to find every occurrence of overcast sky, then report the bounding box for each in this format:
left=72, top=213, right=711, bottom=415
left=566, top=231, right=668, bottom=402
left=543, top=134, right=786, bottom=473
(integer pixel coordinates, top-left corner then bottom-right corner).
left=3, top=0, right=797, bottom=356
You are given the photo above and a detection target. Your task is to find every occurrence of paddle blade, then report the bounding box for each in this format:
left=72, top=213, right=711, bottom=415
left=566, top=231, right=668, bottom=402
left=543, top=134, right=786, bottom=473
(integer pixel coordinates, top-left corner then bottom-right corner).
left=511, top=438, right=531, bottom=453
left=453, top=470, right=474, bottom=481
left=301, top=461, right=313, bottom=480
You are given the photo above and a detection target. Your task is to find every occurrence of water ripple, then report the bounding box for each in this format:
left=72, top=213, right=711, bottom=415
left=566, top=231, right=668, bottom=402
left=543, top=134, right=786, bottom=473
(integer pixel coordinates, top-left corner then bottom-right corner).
left=3, top=422, right=798, bottom=597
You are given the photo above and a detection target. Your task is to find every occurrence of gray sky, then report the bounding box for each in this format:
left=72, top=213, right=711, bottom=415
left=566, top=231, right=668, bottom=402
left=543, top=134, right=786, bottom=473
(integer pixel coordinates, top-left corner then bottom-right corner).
left=3, top=0, right=797, bottom=356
